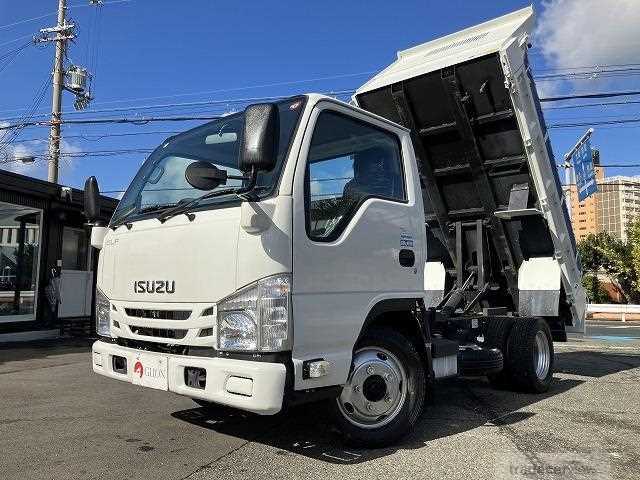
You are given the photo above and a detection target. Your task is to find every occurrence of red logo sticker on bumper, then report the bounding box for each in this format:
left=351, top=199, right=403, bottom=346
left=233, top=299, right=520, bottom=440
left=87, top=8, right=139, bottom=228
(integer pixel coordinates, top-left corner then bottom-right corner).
left=134, top=360, right=144, bottom=378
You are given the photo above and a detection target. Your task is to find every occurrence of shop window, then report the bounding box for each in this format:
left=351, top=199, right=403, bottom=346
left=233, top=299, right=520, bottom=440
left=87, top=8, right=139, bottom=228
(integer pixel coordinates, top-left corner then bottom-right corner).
left=0, top=202, right=42, bottom=322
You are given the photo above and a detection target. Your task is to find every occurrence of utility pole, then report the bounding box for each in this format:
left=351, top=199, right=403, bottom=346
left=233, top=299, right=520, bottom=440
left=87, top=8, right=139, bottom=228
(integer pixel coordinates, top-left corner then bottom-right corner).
left=35, top=0, right=94, bottom=183
left=47, top=0, right=70, bottom=184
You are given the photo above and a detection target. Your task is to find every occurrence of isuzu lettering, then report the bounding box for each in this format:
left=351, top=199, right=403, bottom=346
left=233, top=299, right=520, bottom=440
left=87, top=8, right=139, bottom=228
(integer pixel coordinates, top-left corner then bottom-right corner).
left=87, top=7, right=586, bottom=447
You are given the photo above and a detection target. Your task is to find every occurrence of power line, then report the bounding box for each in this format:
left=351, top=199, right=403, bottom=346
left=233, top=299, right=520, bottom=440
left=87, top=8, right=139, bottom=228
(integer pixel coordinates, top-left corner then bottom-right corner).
left=0, top=93, right=292, bottom=120
left=70, top=62, right=640, bottom=111
left=0, top=33, right=34, bottom=49
left=1, top=86, right=640, bottom=132
left=69, top=0, right=132, bottom=7
left=0, top=90, right=355, bottom=130
left=77, top=72, right=369, bottom=107
left=0, top=90, right=354, bottom=119
left=0, top=12, right=56, bottom=32
left=0, top=41, right=31, bottom=75
left=0, top=115, right=222, bottom=131
left=598, top=164, right=640, bottom=168
left=549, top=118, right=640, bottom=128
left=534, top=67, right=640, bottom=81
left=0, top=0, right=131, bottom=31
left=542, top=100, right=640, bottom=111
left=2, top=108, right=640, bottom=133
left=540, top=91, right=640, bottom=102
left=564, top=182, right=640, bottom=188
left=533, top=62, right=640, bottom=73
left=0, top=147, right=153, bottom=166
left=0, top=74, right=50, bottom=155
left=18, top=130, right=180, bottom=143
left=0, top=41, right=32, bottom=60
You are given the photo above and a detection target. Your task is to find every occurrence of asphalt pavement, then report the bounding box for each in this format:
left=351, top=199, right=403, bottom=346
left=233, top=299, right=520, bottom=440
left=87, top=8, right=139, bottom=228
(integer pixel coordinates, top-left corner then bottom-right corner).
left=1, top=322, right=639, bottom=480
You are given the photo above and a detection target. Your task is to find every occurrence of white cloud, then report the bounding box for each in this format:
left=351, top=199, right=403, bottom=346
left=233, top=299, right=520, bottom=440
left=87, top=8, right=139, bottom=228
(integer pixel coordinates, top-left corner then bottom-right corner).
left=0, top=129, right=83, bottom=179
left=535, top=0, right=640, bottom=92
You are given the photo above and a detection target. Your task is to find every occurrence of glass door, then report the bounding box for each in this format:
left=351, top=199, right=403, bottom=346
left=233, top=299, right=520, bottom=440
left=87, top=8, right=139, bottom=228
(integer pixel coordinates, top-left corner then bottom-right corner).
left=58, top=227, right=92, bottom=318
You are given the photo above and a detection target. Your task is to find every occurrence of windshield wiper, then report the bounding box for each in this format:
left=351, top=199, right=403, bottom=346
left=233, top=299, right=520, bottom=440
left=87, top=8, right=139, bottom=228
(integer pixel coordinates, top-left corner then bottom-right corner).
left=111, top=203, right=177, bottom=229
left=157, top=188, right=240, bottom=223
left=158, top=170, right=261, bottom=223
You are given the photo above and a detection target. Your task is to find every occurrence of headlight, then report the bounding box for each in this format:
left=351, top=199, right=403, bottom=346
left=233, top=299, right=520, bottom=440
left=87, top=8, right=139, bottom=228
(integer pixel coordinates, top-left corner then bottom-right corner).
left=217, top=274, right=291, bottom=351
left=95, top=288, right=111, bottom=337
left=218, top=311, right=257, bottom=350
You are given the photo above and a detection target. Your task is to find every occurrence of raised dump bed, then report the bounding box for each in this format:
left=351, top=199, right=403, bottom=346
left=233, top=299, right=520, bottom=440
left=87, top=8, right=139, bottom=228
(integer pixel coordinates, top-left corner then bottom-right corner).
left=355, top=6, right=586, bottom=332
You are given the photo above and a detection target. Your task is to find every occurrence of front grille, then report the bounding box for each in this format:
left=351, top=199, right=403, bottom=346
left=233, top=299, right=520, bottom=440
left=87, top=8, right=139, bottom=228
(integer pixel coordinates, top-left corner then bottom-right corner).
left=125, top=308, right=191, bottom=320
left=116, top=338, right=188, bottom=355
left=129, top=325, right=188, bottom=339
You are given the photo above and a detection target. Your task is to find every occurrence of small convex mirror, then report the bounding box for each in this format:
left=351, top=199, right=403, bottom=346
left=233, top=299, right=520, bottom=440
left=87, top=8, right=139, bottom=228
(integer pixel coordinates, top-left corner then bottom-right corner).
left=185, top=161, right=228, bottom=190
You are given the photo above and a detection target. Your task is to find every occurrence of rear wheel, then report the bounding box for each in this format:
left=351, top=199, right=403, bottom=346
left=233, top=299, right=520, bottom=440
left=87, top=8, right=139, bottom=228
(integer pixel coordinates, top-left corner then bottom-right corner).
left=484, top=317, right=515, bottom=388
left=505, top=317, right=554, bottom=393
left=330, top=328, right=426, bottom=448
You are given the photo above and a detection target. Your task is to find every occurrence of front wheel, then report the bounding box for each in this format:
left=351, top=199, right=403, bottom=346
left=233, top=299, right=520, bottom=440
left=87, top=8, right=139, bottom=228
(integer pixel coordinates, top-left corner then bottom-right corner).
left=330, top=328, right=426, bottom=448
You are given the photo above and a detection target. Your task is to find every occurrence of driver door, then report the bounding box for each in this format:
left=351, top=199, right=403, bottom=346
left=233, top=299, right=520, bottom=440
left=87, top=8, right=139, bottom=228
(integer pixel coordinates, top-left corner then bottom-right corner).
left=291, top=101, right=425, bottom=389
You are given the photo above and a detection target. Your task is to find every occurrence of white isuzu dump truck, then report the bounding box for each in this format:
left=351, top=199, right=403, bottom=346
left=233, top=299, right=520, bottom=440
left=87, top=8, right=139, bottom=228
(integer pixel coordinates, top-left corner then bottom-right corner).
left=86, top=6, right=586, bottom=447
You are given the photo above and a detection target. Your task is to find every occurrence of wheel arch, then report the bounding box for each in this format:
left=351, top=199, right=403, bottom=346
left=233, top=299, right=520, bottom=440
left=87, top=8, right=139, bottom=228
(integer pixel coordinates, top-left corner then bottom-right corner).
left=356, top=298, right=432, bottom=372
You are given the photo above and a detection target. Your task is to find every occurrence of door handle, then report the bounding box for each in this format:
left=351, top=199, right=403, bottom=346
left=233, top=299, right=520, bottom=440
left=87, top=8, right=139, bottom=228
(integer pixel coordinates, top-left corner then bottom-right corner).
left=399, top=249, right=415, bottom=267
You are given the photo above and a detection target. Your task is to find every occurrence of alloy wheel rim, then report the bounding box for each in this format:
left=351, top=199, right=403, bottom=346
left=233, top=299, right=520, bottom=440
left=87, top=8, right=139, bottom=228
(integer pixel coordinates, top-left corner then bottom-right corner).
left=534, top=330, right=551, bottom=380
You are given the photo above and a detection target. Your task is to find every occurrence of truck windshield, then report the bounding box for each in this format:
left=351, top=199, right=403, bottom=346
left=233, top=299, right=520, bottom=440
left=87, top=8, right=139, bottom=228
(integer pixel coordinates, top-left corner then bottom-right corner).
left=110, top=96, right=305, bottom=226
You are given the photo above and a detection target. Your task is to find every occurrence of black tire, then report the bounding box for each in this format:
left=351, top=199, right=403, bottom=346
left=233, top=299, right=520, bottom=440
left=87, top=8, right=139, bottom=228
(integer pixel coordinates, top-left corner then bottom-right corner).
left=458, top=347, right=503, bottom=376
left=484, top=317, right=515, bottom=388
left=329, top=328, right=426, bottom=448
left=505, top=317, right=554, bottom=393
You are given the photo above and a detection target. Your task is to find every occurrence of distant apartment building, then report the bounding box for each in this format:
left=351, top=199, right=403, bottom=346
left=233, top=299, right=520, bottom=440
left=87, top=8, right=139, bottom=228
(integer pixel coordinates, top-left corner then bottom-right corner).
left=596, top=176, right=640, bottom=241
left=566, top=152, right=640, bottom=242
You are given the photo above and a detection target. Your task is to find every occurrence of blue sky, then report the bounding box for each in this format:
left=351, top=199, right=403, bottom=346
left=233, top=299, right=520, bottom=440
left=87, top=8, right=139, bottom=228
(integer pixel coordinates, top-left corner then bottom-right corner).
left=0, top=0, right=638, bottom=196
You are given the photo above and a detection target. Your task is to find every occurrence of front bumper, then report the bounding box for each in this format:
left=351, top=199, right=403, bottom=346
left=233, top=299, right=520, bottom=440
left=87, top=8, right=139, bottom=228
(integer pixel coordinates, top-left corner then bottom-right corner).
left=91, top=340, right=286, bottom=415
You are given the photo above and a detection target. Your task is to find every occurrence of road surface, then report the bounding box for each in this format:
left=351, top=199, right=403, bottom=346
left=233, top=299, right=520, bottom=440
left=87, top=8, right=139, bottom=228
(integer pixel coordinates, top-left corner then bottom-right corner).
left=1, top=323, right=639, bottom=480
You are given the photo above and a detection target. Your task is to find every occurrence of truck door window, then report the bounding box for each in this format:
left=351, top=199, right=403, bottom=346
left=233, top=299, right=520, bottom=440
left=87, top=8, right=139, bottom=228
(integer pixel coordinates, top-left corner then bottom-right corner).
left=305, top=111, right=405, bottom=241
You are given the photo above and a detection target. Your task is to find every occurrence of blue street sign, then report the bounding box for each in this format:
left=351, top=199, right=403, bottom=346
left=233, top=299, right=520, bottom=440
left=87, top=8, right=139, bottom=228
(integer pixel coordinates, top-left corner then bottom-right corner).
left=571, top=136, right=597, bottom=202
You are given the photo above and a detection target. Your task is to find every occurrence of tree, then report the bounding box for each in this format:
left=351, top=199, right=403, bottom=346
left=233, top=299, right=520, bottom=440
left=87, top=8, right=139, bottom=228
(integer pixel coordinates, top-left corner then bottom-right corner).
left=581, top=273, right=609, bottom=304
left=577, top=220, right=640, bottom=303
left=628, top=218, right=640, bottom=295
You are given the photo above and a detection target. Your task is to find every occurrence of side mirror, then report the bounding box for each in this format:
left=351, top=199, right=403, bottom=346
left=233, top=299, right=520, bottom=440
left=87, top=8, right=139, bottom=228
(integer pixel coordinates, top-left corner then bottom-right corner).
left=185, top=161, right=228, bottom=190
left=84, top=176, right=101, bottom=223
left=239, top=103, right=279, bottom=173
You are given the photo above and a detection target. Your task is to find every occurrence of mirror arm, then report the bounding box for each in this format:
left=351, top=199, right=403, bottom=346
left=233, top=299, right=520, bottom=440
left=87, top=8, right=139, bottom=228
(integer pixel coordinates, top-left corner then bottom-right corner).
left=236, top=166, right=259, bottom=201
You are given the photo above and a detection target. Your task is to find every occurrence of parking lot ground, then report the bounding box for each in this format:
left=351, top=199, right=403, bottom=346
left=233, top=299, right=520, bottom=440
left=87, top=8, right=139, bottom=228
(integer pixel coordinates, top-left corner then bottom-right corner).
left=1, top=333, right=639, bottom=480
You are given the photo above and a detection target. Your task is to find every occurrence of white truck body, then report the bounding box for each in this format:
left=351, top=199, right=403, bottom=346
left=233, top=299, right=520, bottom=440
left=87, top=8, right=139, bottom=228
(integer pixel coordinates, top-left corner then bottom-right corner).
left=89, top=6, right=586, bottom=446
left=92, top=97, right=423, bottom=413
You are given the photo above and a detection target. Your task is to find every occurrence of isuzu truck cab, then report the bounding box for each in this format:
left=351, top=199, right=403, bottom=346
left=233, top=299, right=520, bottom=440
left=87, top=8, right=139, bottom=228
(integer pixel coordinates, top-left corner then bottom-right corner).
left=87, top=7, right=586, bottom=447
